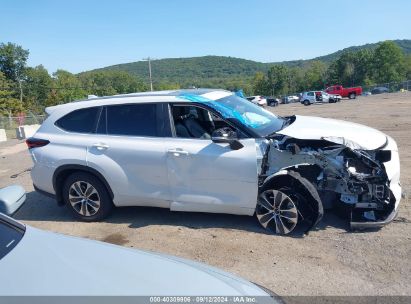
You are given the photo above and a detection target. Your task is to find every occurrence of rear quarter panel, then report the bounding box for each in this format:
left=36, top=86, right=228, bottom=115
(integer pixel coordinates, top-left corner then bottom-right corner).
left=29, top=128, right=89, bottom=194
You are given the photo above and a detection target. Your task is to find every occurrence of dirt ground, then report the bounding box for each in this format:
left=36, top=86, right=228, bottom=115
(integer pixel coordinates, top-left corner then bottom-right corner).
left=0, top=92, right=410, bottom=296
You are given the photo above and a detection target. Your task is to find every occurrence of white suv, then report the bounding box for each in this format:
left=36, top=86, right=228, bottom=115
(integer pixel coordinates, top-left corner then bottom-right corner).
left=28, top=89, right=401, bottom=235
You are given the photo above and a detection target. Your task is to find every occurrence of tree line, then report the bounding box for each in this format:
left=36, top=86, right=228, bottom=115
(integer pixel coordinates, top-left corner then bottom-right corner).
left=252, top=41, right=411, bottom=96
left=1, top=40, right=411, bottom=116
left=0, top=42, right=179, bottom=116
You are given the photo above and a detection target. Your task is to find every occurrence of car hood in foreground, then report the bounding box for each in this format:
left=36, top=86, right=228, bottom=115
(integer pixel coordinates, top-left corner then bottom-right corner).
left=278, top=115, right=387, bottom=150
left=0, top=226, right=269, bottom=296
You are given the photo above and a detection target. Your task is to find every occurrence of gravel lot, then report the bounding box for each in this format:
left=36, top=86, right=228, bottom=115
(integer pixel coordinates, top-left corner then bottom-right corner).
left=1, top=92, right=410, bottom=296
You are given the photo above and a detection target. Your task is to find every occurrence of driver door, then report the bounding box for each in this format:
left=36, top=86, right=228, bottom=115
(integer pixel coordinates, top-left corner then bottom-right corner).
left=165, top=103, right=258, bottom=215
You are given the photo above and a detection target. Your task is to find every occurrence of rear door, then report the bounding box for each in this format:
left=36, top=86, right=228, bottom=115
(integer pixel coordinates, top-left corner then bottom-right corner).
left=86, top=103, right=171, bottom=207
left=165, top=103, right=258, bottom=215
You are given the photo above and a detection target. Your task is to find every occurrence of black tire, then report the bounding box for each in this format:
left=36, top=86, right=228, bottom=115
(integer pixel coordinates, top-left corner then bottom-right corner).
left=348, top=93, right=356, bottom=99
left=303, top=100, right=310, bottom=106
left=62, top=172, right=113, bottom=221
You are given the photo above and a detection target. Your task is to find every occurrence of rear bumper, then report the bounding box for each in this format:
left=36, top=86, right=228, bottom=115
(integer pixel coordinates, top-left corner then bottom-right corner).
left=33, top=184, right=56, bottom=200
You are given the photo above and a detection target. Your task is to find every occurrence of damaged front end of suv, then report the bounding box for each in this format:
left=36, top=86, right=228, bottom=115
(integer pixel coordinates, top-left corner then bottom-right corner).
left=256, top=116, right=401, bottom=235
left=187, top=91, right=401, bottom=235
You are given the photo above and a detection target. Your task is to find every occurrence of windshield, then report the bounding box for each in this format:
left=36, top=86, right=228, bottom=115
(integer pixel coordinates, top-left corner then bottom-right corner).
left=179, top=93, right=285, bottom=137
left=0, top=214, right=25, bottom=260
left=214, top=94, right=285, bottom=136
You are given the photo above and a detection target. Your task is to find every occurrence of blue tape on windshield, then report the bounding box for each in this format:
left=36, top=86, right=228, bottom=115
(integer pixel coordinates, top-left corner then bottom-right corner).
left=178, top=93, right=263, bottom=128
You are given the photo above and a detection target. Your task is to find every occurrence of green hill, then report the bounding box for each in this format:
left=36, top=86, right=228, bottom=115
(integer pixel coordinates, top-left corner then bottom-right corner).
left=86, top=56, right=269, bottom=88
left=85, top=39, right=411, bottom=88
left=312, top=39, right=411, bottom=63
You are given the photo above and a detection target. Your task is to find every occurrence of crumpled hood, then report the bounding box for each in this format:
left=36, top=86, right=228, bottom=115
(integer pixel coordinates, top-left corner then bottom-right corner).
left=278, top=115, right=387, bottom=150
left=0, top=226, right=268, bottom=296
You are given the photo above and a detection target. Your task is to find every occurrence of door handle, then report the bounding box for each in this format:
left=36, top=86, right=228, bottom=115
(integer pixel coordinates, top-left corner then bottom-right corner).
left=92, top=143, right=109, bottom=151
left=167, top=148, right=189, bottom=156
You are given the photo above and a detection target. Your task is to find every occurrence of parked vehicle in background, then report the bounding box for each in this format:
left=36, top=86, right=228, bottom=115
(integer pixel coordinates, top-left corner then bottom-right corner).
left=371, top=87, right=389, bottom=94
left=281, top=95, right=300, bottom=104
left=317, top=91, right=330, bottom=103
left=0, top=186, right=279, bottom=299
left=362, top=91, right=372, bottom=96
left=325, top=92, right=341, bottom=103
left=287, top=95, right=300, bottom=103
left=246, top=95, right=267, bottom=106
left=266, top=97, right=279, bottom=107
left=300, top=91, right=325, bottom=105
left=325, top=85, right=363, bottom=99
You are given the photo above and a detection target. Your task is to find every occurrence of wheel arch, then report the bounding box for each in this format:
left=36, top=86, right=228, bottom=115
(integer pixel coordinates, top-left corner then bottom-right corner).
left=53, top=165, right=114, bottom=205
left=261, top=169, right=324, bottom=233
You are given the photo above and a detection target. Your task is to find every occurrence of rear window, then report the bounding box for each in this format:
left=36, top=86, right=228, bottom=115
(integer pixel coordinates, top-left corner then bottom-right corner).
left=56, top=107, right=100, bottom=133
left=105, top=104, right=158, bottom=137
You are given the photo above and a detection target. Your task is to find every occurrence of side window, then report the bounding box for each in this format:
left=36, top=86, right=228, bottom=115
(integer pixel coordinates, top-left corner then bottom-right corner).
left=171, top=104, right=235, bottom=139
left=55, top=107, right=100, bottom=133
left=307, top=92, right=314, bottom=96
left=106, top=104, right=157, bottom=137
left=96, top=107, right=107, bottom=134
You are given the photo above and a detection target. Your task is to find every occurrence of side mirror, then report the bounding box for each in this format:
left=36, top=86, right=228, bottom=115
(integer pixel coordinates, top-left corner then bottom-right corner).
left=0, top=185, right=26, bottom=216
left=211, top=130, right=244, bottom=150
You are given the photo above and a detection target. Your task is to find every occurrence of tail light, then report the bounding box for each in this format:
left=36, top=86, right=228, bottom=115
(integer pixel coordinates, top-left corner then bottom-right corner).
left=26, top=137, right=50, bottom=149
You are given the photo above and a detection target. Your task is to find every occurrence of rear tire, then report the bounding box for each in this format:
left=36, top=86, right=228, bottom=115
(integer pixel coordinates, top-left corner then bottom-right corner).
left=349, top=93, right=356, bottom=99
left=62, top=172, right=113, bottom=221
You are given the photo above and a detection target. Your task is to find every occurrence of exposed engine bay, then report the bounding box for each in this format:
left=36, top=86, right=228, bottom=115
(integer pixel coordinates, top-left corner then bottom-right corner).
left=257, top=134, right=399, bottom=232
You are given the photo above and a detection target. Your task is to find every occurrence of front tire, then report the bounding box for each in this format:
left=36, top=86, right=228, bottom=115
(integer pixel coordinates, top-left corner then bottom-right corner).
left=62, top=172, right=113, bottom=221
left=303, top=100, right=310, bottom=106
left=256, top=188, right=301, bottom=235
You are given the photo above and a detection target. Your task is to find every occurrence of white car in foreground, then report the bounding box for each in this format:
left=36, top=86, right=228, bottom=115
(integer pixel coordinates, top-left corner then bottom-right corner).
left=0, top=185, right=279, bottom=299
left=28, top=89, right=401, bottom=235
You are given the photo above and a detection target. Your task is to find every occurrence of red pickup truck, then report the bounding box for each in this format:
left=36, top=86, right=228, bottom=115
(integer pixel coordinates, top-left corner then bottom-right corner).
left=325, top=85, right=362, bottom=99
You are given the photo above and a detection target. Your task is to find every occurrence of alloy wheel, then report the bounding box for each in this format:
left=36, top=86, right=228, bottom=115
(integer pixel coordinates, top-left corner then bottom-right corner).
left=256, top=189, right=298, bottom=234
left=68, top=181, right=101, bottom=217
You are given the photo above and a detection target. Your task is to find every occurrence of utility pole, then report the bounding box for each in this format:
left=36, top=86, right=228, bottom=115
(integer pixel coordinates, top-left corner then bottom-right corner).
left=143, top=57, right=154, bottom=91
left=15, top=69, right=23, bottom=104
